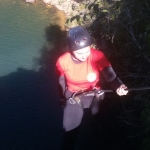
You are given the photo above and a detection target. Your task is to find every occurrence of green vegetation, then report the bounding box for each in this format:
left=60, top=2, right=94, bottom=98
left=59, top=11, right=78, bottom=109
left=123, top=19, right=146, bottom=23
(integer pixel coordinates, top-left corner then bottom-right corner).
left=66, top=0, right=150, bottom=149
left=38, top=1, right=150, bottom=148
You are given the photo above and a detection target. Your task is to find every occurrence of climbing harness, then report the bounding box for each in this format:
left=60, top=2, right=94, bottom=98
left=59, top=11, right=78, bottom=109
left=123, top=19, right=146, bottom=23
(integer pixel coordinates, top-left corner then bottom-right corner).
left=67, top=89, right=105, bottom=106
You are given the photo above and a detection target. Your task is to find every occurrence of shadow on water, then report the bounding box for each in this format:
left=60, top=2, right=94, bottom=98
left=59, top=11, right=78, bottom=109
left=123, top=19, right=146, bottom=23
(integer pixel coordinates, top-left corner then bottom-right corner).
left=0, top=25, right=67, bottom=150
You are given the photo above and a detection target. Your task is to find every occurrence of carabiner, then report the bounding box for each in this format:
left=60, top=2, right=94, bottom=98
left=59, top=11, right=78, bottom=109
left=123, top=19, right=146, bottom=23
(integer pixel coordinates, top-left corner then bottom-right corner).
left=68, top=98, right=76, bottom=104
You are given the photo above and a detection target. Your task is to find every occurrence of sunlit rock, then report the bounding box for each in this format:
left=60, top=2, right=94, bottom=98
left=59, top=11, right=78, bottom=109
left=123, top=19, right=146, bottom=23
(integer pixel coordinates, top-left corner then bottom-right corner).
left=25, top=0, right=35, bottom=3
left=43, top=0, right=51, bottom=4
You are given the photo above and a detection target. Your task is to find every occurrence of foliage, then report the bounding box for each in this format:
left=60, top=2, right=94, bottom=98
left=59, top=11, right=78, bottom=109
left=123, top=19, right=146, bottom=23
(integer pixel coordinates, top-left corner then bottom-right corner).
left=66, top=0, right=150, bottom=149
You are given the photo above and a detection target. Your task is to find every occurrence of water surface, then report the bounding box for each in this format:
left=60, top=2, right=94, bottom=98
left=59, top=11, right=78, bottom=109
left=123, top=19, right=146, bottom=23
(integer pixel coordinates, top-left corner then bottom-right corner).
left=0, top=1, right=64, bottom=150
left=0, top=0, right=59, bottom=76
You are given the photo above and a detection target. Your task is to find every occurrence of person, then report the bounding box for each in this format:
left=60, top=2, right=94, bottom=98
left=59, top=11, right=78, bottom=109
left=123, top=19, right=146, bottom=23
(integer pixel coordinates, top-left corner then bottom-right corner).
left=55, top=26, right=128, bottom=150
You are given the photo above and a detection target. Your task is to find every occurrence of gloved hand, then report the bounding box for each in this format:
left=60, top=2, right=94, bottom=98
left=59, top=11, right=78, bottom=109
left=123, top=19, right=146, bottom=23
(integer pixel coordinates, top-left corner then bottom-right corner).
left=116, top=84, right=128, bottom=96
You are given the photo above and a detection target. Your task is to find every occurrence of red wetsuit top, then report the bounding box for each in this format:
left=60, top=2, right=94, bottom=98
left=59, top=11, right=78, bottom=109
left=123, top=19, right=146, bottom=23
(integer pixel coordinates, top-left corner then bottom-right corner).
left=56, top=48, right=111, bottom=92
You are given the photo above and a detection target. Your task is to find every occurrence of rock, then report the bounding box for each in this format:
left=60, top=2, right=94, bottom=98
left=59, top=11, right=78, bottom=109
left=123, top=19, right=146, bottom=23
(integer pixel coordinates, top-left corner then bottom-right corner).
left=43, top=0, right=51, bottom=4
left=55, top=5, right=64, bottom=11
left=25, top=0, right=36, bottom=3
left=24, top=0, right=95, bottom=28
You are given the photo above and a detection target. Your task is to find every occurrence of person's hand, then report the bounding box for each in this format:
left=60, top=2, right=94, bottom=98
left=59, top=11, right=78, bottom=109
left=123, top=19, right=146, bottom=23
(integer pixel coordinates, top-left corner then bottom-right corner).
left=116, top=84, right=128, bottom=96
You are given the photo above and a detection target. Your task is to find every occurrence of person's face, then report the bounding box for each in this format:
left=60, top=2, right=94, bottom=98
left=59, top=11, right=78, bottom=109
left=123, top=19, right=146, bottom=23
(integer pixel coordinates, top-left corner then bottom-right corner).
left=73, top=46, right=91, bottom=62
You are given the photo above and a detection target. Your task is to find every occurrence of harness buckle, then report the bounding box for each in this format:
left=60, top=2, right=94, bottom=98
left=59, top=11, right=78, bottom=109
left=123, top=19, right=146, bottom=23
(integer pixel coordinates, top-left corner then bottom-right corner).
left=68, top=98, right=76, bottom=104
left=97, top=90, right=104, bottom=96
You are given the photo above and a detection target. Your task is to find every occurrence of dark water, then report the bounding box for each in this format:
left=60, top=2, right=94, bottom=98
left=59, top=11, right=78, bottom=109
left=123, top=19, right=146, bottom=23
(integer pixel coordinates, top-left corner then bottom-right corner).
left=0, top=68, right=63, bottom=150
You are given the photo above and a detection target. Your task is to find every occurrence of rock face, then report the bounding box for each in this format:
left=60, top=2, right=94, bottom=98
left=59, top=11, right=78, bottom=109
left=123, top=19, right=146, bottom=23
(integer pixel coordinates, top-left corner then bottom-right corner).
left=25, top=0, right=80, bottom=18
left=25, top=0, right=92, bottom=28
left=43, top=0, right=94, bottom=28
left=43, top=0, right=80, bottom=17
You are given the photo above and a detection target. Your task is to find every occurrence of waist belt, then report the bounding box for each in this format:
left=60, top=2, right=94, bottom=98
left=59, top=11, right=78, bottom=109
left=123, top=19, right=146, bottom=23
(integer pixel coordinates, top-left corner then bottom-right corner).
left=67, top=89, right=104, bottom=106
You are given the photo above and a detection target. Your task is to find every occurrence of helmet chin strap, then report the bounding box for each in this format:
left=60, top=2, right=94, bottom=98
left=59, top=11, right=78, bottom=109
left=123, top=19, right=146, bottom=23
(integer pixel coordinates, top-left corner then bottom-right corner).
left=70, top=53, right=82, bottom=62
left=72, top=56, right=80, bottom=61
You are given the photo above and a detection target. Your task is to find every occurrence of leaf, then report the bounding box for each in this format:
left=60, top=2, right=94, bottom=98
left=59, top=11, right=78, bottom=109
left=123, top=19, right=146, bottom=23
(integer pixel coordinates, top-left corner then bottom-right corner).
left=111, top=14, right=115, bottom=20
left=101, top=9, right=109, bottom=13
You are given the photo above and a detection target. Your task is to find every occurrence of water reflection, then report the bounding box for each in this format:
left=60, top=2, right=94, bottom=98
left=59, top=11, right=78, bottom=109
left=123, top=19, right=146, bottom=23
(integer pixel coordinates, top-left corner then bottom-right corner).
left=0, top=0, right=62, bottom=77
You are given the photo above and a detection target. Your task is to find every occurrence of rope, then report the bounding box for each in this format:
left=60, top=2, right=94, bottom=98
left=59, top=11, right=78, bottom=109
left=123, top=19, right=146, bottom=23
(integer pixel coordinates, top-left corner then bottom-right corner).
left=72, top=87, right=150, bottom=99
left=102, top=87, right=150, bottom=92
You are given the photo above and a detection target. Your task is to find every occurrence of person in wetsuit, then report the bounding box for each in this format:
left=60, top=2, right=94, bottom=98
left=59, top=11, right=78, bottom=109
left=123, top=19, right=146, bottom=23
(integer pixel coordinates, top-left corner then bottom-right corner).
left=55, top=26, right=128, bottom=150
